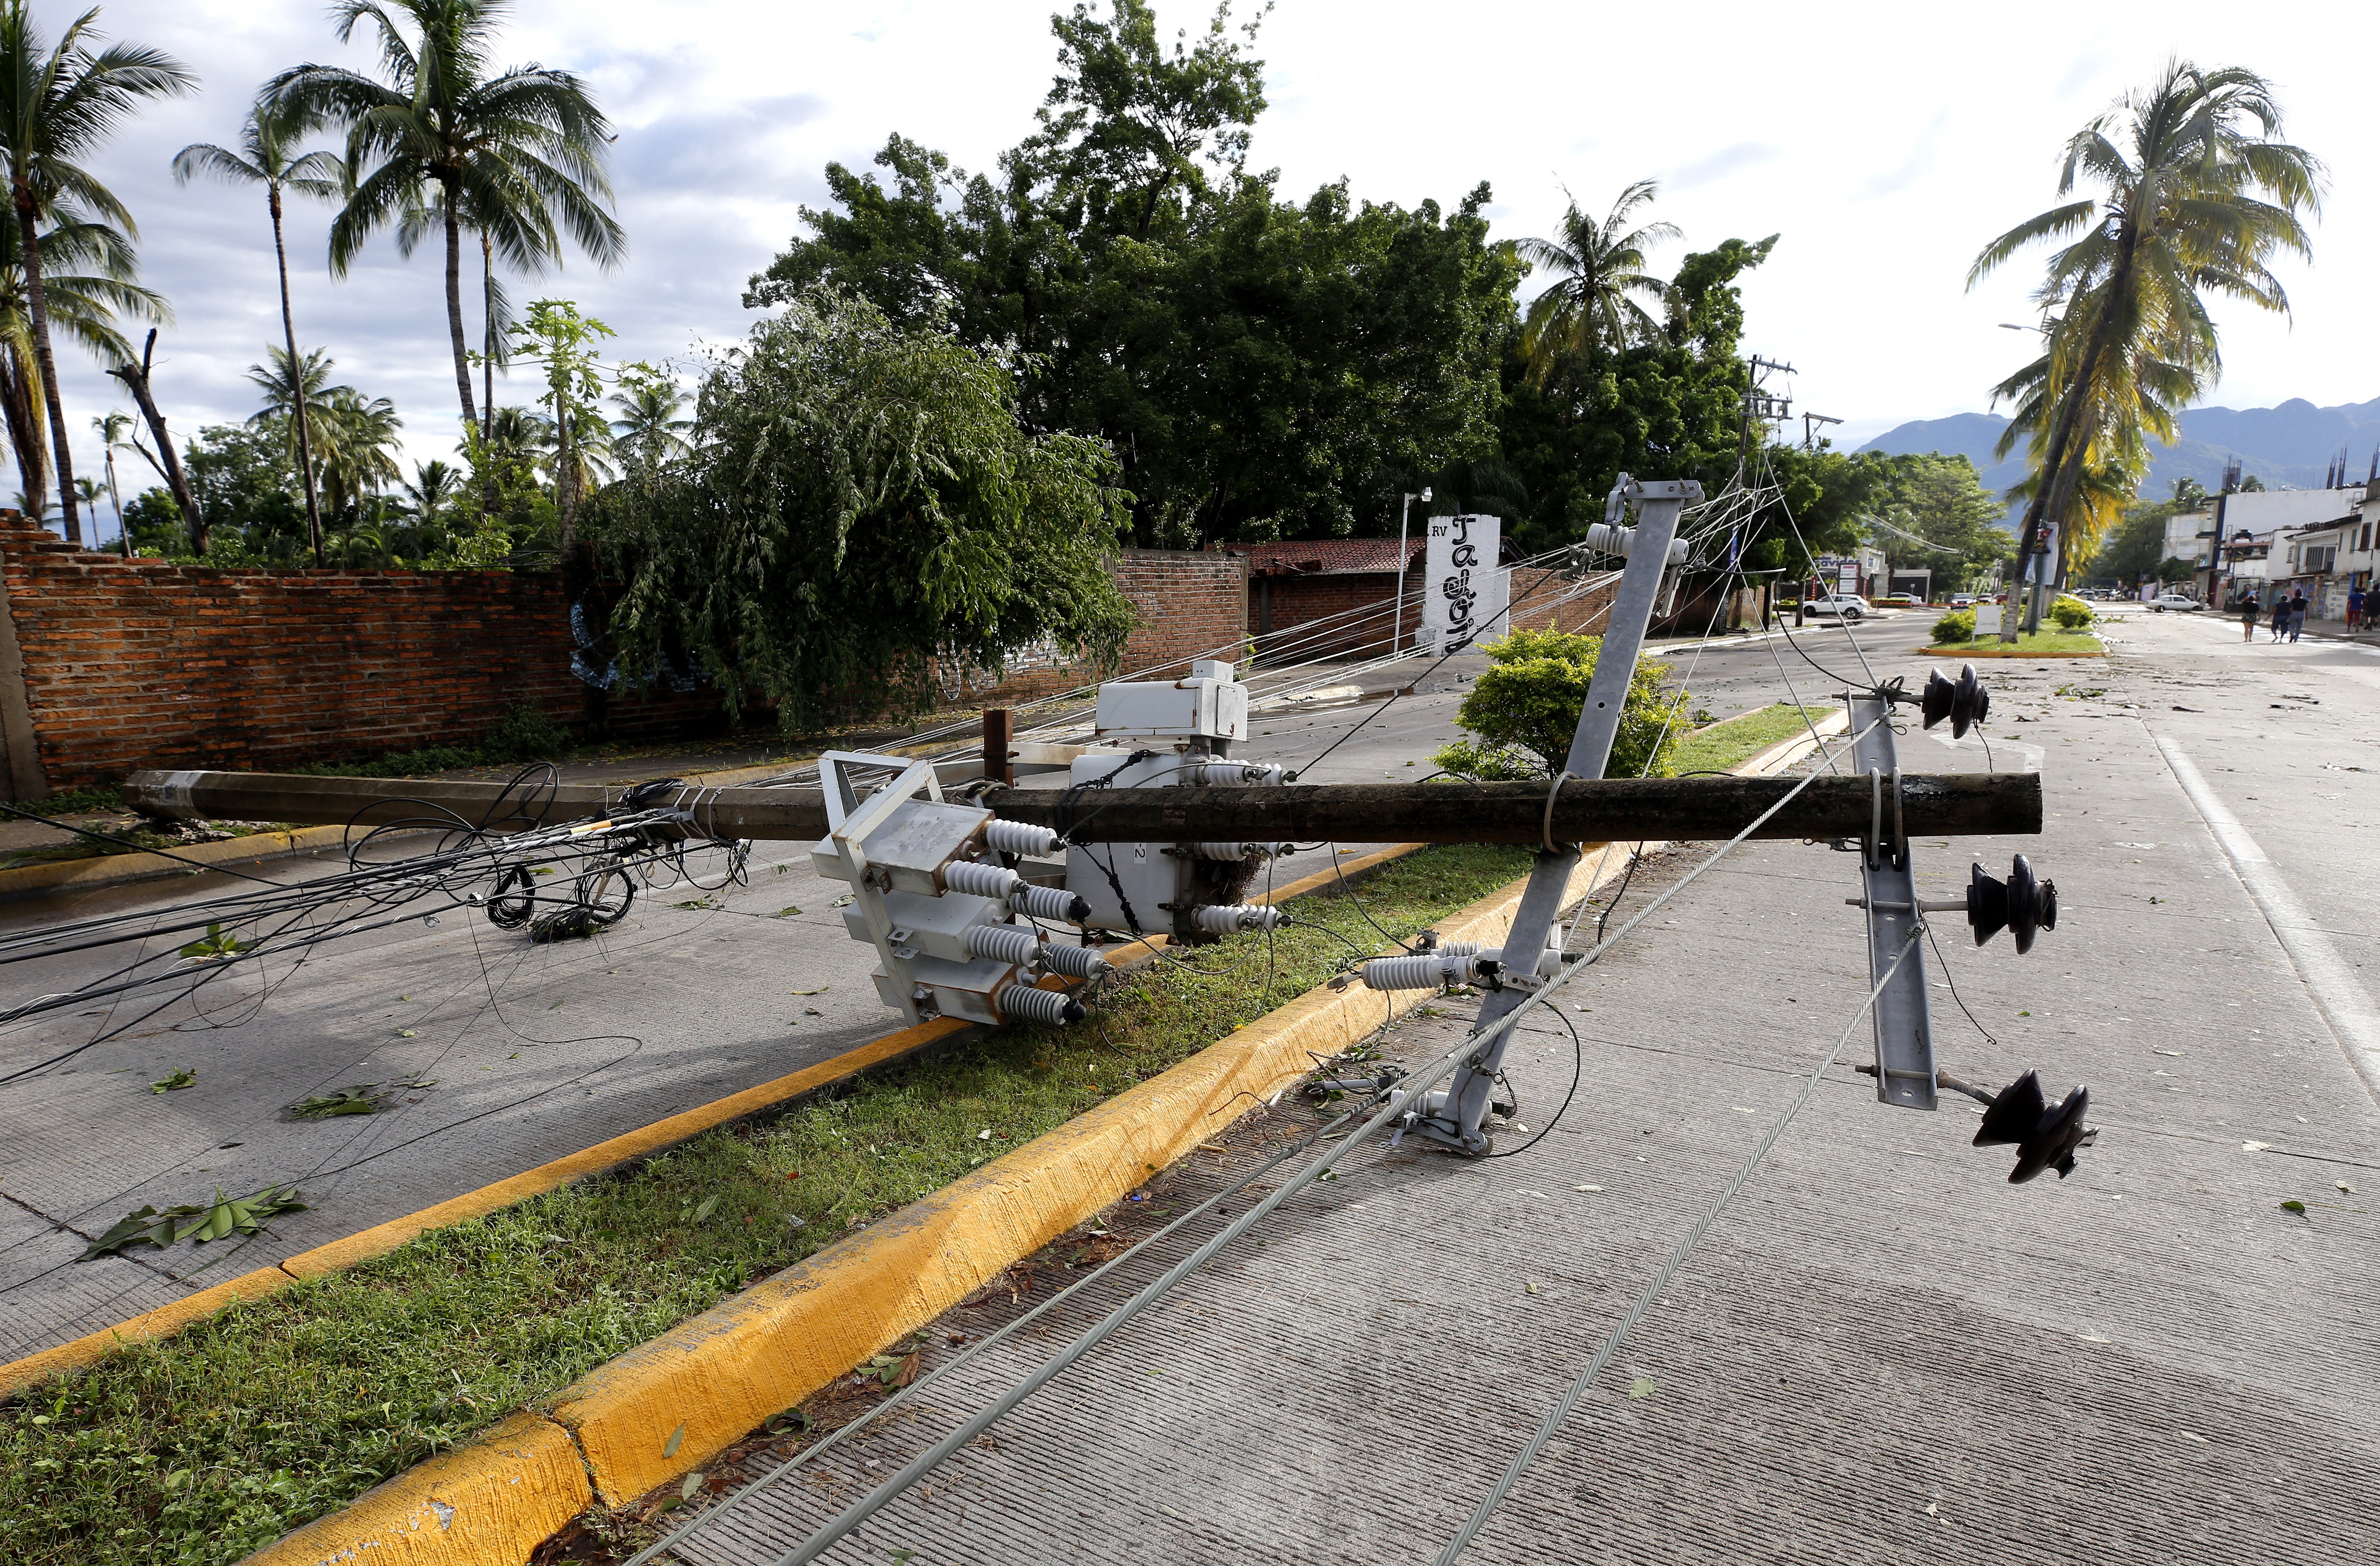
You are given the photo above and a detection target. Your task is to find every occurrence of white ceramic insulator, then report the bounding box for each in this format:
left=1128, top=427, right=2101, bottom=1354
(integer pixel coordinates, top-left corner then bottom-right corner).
left=1193, top=762, right=1285, bottom=786
left=1583, top=522, right=1689, bottom=566
left=1192, top=903, right=1285, bottom=934
left=942, top=859, right=1018, bottom=898
left=996, top=982, right=1082, bottom=1026
left=1010, top=882, right=1092, bottom=924
left=963, top=923, right=1043, bottom=966
left=1363, top=954, right=1462, bottom=991
left=1039, top=943, right=1111, bottom=979
left=1188, top=841, right=1278, bottom=861
left=984, top=818, right=1061, bottom=858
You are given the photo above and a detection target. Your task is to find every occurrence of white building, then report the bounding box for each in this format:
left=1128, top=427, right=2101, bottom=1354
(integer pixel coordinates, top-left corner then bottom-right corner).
left=2194, top=487, right=2364, bottom=607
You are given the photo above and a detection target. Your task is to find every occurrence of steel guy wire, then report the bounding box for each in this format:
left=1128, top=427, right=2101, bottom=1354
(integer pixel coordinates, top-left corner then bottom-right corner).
left=755, top=719, right=1880, bottom=1566
left=1432, top=924, right=1924, bottom=1565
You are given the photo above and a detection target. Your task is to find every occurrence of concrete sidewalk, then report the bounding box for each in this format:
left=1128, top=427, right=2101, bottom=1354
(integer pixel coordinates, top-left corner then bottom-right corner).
left=655, top=637, right=2380, bottom=1566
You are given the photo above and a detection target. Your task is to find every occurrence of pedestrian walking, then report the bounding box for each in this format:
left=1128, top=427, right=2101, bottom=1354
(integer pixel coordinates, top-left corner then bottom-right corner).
left=2240, top=592, right=2261, bottom=642
left=2271, top=596, right=2289, bottom=642
left=2349, top=584, right=2366, bottom=630
left=2287, top=589, right=2308, bottom=643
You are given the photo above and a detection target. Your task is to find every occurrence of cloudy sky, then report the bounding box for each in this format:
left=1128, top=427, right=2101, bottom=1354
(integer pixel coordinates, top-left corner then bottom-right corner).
left=42, top=0, right=2377, bottom=501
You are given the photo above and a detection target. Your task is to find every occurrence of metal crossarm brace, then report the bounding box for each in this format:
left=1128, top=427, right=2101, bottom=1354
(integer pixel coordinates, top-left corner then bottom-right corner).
left=1398, top=475, right=1700, bottom=1155
left=1846, top=695, right=1937, bottom=1110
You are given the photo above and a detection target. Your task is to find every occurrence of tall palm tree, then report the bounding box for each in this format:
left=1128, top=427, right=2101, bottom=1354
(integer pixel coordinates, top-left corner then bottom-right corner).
left=609, top=374, right=689, bottom=473
left=398, top=456, right=457, bottom=523
left=315, top=385, right=403, bottom=520
left=401, top=176, right=551, bottom=443
left=174, top=99, right=344, bottom=564
left=268, top=0, right=624, bottom=431
left=0, top=2, right=192, bottom=542
left=90, top=407, right=127, bottom=552
left=243, top=341, right=342, bottom=488
left=1968, top=60, right=2321, bottom=634
left=1511, top=179, right=1679, bottom=385
left=0, top=215, right=162, bottom=524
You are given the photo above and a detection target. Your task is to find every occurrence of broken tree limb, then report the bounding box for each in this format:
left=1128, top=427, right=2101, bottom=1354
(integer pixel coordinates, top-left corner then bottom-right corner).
left=124, top=769, right=2040, bottom=846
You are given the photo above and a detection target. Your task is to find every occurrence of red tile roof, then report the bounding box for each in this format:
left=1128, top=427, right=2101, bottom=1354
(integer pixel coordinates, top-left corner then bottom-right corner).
left=1222, top=538, right=1425, bottom=576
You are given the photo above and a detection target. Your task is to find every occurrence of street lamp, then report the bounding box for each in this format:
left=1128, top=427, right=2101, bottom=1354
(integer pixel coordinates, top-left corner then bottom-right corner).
left=1393, top=487, right=1432, bottom=653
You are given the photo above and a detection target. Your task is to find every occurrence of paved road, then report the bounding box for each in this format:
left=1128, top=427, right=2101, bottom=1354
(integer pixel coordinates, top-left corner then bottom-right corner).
left=658, top=606, right=2380, bottom=1566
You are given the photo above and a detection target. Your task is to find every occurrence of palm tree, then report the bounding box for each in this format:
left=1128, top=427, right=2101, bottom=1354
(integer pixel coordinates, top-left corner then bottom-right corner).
left=401, top=176, right=553, bottom=443
left=1511, top=179, right=1679, bottom=385
left=609, top=374, right=689, bottom=473
left=0, top=215, right=162, bottom=523
left=398, top=456, right=457, bottom=523
left=243, top=342, right=343, bottom=497
left=315, top=385, right=403, bottom=521
left=174, top=99, right=344, bottom=564
left=268, top=0, right=624, bottom=431
left=0, top=2, right=193, bottom=542
left=89, top=407, right=126, bottom=551
left=1968, top=60, right=2321, bottom=634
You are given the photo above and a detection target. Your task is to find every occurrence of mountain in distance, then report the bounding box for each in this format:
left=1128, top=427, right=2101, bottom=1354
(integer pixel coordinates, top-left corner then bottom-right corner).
left=1858, top=396, right=2380, bottom=528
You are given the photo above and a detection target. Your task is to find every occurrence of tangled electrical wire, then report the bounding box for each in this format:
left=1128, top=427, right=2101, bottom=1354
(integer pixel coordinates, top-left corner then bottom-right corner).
left=0, top=766, right=754, bottom=1084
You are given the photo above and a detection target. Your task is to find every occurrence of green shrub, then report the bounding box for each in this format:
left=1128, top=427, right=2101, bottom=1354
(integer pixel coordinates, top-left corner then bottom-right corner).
left=2048, top=595, right=2095, bottom=631
left=1932, top=610, right=1975, bottom=644
left=1429, top=628, right=1689, bottom=780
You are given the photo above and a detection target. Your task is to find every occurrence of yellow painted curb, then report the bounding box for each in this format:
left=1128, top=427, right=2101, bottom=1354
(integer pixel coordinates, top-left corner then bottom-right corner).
left=544, top=844, right=1624, bottom=1506
left=0, top=1267, right=297, bottom=1400
left=239, top=1412, right=590, bottom=1566
left=0, top=823, right=362, bottom=901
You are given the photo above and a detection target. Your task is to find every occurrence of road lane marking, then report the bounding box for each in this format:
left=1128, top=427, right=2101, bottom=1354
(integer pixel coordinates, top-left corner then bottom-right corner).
left=2152, top=730, right=2380, bottom=1102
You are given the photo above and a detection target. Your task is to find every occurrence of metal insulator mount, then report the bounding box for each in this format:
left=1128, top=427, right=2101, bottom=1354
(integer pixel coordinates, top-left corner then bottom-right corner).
left=984, top=818, right=1062, bottom=859
left=1583, top=521, right=1689, bottom=566
left=1191, top=762, right=1285, bottom=786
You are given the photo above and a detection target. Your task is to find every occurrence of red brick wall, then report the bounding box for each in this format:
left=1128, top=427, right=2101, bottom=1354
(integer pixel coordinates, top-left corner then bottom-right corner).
left=0, top=531, right=1250, bottom=790
left=957, top=550, right=1248, bottom=705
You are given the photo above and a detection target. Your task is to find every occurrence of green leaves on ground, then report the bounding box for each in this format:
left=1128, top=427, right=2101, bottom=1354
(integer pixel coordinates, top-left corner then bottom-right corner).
left=286, top=1085, right=385, bottom=1120
left=148, top=1068, right=196, bottom=1095
left=1431, top=628, right=1689, bottom=781
left=1627, top=1376, right=1656, bottom=1399
left=79, top=1187, right=307, bottom=1261
left=177, top=924, right=257, bottom=961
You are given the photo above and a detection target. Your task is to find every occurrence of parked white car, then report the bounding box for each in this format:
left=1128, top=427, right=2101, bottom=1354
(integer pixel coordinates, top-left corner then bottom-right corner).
left=1878, top=593, right=1925, bottom=607
left=1805, top=593, right=1869, bottom=620
left=1949, top=593, right=1977, bottom=607
left=2148, top=593, right=2203, bottom=612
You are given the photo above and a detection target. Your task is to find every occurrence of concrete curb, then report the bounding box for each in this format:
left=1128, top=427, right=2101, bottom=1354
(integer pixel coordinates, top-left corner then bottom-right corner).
left=229, top=842, right=1624, bottom=1563
left=0, top=822, right=363, bottom=902
left=1920, top=645, right=2106, bottom=658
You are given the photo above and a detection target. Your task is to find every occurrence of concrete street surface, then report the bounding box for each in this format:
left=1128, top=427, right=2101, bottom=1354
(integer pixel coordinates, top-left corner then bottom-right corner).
left=662, top=606, right=2380, bottom=1565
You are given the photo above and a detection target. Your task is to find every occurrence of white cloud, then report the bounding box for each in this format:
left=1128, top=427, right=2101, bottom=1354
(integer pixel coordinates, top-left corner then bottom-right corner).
left=34, top=0, right=2374, bottom=494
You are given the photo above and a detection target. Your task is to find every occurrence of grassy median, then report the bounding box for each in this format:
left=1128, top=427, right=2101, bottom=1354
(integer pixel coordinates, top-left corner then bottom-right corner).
left=3, top=842, right=1531, bottom=1566
left=1671, top=702, right=1826, bottom=775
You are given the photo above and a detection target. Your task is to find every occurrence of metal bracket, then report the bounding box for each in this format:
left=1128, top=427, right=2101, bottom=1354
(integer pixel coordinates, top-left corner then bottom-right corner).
left=1847, top=695, right=1937, bottom=1110
left=1400, top=474, right=1702, bottom=1155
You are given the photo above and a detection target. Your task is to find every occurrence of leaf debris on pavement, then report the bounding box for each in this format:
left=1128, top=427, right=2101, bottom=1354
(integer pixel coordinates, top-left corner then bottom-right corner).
left=79, top=1185, right=307, bottom=1260
left=287, top=1084, right=387, bottom=1119
left=148, top=1067, right=196, bottom=1095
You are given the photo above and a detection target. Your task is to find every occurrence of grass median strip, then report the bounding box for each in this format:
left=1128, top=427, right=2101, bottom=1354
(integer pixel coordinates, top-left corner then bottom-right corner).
left=1671, top=703, right=1832, bottom=776
left=5, top=842, right=1530, bottom=1566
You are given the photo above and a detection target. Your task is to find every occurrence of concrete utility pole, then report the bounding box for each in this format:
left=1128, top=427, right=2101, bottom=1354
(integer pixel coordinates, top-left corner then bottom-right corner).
left=125, top=770, right=2042, bottom=847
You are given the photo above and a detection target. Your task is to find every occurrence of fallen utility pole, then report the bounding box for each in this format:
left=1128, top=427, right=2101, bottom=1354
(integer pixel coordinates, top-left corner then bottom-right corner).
left=124, top=768, right=2041, bottom=846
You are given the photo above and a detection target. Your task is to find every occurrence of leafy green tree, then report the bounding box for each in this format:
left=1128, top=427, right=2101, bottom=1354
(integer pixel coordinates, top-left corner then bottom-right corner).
left=609, top=364, right=689, bottom=474
left=1497, top=236, right=1776, bottom=553
left=1430, top=628, right=1688, bottom=781
left=1511, top=178, right=1677, bottom=382
left=749, top=6, right=1513, bottom=547
left=1864, top=453, right=2012, bottom=590
left=269, top=0, right=624, bottom=429
left=602, top=288, right=1137, bottom=731
left=2083, top=498, right=2173, bottom=585
left=0, top=0, right=192, bottom=541
left=1969, top=61, right=2322, bottom=633
left=174, top=99, right=344, bottom=561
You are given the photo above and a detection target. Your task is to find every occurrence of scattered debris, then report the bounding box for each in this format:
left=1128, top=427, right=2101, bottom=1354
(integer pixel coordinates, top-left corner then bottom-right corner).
left=177, top=923, right=257, bottom=961
left=148, top=1066, right=196, bottom=1095
left=288, top=1084, right=387, bottom=1119
left=1627, top=1376, right=1655, bottom=1399
left=80, top=1184, right=307, bottom=1260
